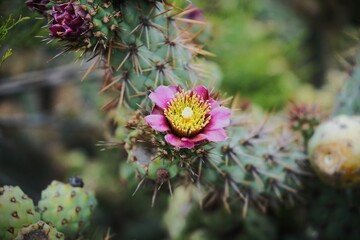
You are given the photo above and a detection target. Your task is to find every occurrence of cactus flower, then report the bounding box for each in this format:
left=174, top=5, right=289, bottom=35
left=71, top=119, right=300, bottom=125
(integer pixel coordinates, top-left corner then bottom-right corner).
left=145, top=85, right=231, bottom=148
left=49, top=2, right=90, bottom=39
left=25, top=0, right=50, bottom=15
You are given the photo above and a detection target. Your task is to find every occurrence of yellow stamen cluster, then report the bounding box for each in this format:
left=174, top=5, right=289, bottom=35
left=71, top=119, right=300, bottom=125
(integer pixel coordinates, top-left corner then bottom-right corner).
left=164, top=91, right=211, bottom=137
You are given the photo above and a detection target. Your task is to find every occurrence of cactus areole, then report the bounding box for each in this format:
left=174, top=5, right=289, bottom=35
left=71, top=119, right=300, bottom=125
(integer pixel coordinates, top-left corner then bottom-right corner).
left=145, top=85, right=231, bottom=148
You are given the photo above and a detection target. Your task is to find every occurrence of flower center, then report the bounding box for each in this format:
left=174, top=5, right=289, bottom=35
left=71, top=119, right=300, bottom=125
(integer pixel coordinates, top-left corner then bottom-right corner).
left=164, top=91, right=211, bottom=137
left=181, top=107, right=193, bottom=119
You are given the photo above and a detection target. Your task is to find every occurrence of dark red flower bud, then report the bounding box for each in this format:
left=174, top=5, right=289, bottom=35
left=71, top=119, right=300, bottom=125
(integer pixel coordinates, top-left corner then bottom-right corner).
left=50, top=2, right=91, bottom=39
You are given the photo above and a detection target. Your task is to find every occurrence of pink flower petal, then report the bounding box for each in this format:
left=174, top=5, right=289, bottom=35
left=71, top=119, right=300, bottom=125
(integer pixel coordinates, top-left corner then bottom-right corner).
left=144, top=114, right=170, bottom=132
left=149, top=85, right=178, bottom=109
left=209, top=98, right=220, bottom=108
left=192, top=85, right=209, bottom=100
left=165, top=134, right=195, bottom=148
left=201, top=128, right=228, bottom=142
left=187, top=133, right=208, bottom=143
left=205, top=106, right=231, bottom=130
left=151, top=105, right=164, bottom=115
left=187, top=128, right=228, bottom=144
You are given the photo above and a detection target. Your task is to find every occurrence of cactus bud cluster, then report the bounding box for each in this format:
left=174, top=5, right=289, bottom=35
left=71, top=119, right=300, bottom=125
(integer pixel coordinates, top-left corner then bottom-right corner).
left=288, top=102, right=322, bottom=144
left=50, top=2, right=91, bottom=39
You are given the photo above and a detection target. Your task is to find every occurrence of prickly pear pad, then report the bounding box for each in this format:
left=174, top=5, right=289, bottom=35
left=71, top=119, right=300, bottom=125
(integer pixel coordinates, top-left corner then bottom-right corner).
left=38, top=181, right=97, bottom=239
left=0, top=186, right=40, bottom=240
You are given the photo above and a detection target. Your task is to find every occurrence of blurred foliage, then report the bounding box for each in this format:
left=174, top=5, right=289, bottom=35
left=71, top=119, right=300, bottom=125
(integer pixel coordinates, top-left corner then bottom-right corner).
left=0, top=15, right=29, bottom=66
left=0, top=0, right=46, bottom=49
left=0, top=0, right=309, bottom=109
left=0, top=0, right=77, bottom=76
left=193, top=0, right=308, bottom=109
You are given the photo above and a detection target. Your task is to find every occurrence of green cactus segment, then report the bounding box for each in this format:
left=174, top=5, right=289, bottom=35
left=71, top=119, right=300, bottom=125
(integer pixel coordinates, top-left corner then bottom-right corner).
left=121, top=110, right=306, bottom=211
left=0, top=186, right=40, bottom=240
left=333, top=53, right=360, bottom=116
left=211, top=118, right=307, bottom=210
left=98, top=0, right=207, bottom=109
left=125, top=122, right=181, bottom=183
left=38, top=180, right=97, bottom=239
left=43, top=0, right=209, bottom=109
left=14, top=220, right=65, bottom=240
left=78, top=0, right=121, bottom=48
left=128, top=143, right=179, bottom=182
left=123, top=111, right=212, bottom=184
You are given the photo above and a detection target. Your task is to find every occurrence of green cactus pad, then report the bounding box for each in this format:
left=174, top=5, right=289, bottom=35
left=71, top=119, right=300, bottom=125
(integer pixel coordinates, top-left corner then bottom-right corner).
left=129, top=145, right=180, bottom=182
left=333, top=53, right=360, bottom=116
left=38, top=180, right=97, bottom=239
left=0, top=186, right=40, bottom=240
left=208, top=116, right=307, bottom=211
left=35, top=0, right=211, bottom=109
left=122, top=109, right=306, bottom=211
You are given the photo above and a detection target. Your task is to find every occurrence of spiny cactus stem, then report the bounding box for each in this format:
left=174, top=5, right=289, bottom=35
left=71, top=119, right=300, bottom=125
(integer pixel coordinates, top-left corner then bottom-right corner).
left=167, top=180, right=173, bottom=196
left=228, top=152, right=246, bottom=172
left=207, top=158, right=226, bottom=177
left=81, top=55, right=101, bottom=81
left=229, top=179, right=246, bottom=199
left=251, top=169, right=265, bottom=187
left=222, top=178, right=231, bottom=213
left=151, top=182, right=159, bottom=207
left=196, top=157, right=203, bottom=182
left=152, top=178, right=174, bottom=207
left=242, top=194, right=249, bottom=218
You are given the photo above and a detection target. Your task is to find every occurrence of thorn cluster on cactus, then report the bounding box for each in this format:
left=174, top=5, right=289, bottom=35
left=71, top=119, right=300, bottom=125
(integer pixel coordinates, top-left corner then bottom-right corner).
left=121, top=108, right=307, bottom=210
left=27, top=0, right=212, bottom=109
left=288, top=102, right=323, bottom=144
left=213, top=117, right=308, bottom=212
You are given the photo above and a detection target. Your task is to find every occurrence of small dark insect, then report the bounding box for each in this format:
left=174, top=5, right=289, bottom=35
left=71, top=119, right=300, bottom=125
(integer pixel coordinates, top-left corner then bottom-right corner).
left=68, top=176, right=84, bottom=188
